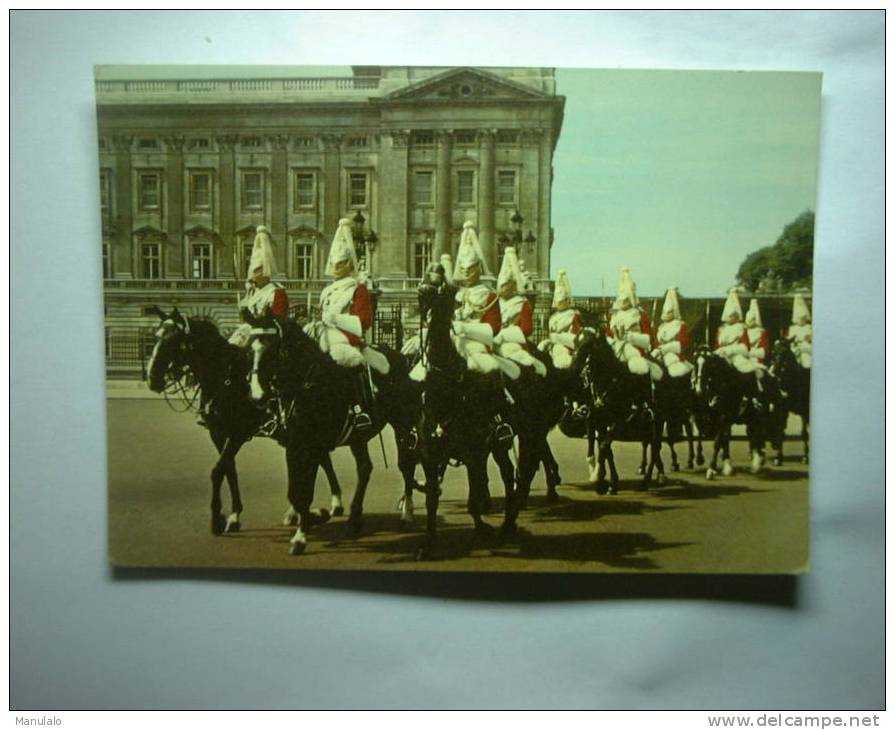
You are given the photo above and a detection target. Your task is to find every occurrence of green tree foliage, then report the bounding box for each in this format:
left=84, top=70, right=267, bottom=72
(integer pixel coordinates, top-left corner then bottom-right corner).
left=737, top=210, right=814, bottom=291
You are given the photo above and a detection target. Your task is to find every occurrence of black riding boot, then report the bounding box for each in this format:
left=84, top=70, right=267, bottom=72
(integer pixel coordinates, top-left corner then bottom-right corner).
left=486, top=372, right=515, bottom=445
left=351, top=367, right=373, bottom=430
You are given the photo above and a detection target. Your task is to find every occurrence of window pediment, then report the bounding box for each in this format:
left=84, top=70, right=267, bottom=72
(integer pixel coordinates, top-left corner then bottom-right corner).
left=383, top=68, right=549, bottom=103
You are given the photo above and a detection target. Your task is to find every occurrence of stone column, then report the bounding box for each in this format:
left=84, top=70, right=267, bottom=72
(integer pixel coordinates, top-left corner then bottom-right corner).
left=377, top=131, right=410, bottom=277
left=216, top=135, right=237, bottom=276
left=269, top=134, right=289, bottom=276
left=538, top=127, right=553, bottom=278
left=111, top=135, right=133, bottom=277
left=477, top=129, right=496, bottom=275
left=164, top=135, right=185, bottom=278
left=322, top=134, right=342, bottom=247
left=433, top=130, right=452, bottom=260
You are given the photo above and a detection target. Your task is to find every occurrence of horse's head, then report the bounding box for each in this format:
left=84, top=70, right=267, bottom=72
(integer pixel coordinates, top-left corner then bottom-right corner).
left=146, top=307, right=191, bottom=393
left=691, top=344, right=724, bottom=398
left=417, top=263, right=456, bottom=330
left=572, top=328, right=618, bottom=407
left=770, top=337, right=797, bottom=373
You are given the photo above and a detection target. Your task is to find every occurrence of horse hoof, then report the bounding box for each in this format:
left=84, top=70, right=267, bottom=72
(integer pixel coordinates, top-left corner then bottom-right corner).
left=288, top=540, right=306, bottom=556
left=310, top=508, right=331, bottom=526
left=636, top=465, right=646, bottom=475
left=224, top=517, right=241, bottom=534
left=282, top=508, right=298, bottom=527
left=696, top=455, right=705, bottom=467
left=706, top=468, right=716, bottom=480
left=211, top=514, right=226, bottom=535
left=474, top=521, right=496, bottom=540
left=657, top=474, right=667, bottom=486
left=774, top=457, right=783, bottom=467
left=416, top=545, right=431, bottom=561
left=498, top=521, right=518, bottom=544
left=595, top=482, right=608, bottom=496
left=686, top=460, right=694, bottom=470
left=607, top=484, right=618, bottom=495
left=671, top=463, right=680, bottom=473
left=348, top=515, right=365, bottom=535
left=722, top=461, right=734, bottom=477
left=545, top=489, right=559, bottom=504
left=331, top=506, right=345, bottom=517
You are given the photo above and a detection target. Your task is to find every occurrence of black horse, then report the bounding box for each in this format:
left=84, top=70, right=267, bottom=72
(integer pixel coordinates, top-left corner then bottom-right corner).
left=572, top=328, right=667, bottom=494
left=145, top=307, right=346, bottom=535
left=690, top=345, right=771, bottom=478
left=259, top=317, right=419, bottom=554
left=768, top=338, right=810, bottom=465
left=410, top=268, right=521, bottom=559
left=636, top=369, right=704, bottom=474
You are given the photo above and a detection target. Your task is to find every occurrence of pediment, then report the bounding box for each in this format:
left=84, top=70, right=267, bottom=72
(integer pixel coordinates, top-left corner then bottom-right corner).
left=385, top=68, right=549, bottom=103
left=288, top=224, right=321, bottom=239
left=184, top=224, right=218, bottom=239
left=133, top=224, right=166, bottom=240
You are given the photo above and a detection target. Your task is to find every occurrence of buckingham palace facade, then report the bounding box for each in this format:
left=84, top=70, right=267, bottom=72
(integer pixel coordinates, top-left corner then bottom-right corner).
left=96, top=66, right=565, bottom=375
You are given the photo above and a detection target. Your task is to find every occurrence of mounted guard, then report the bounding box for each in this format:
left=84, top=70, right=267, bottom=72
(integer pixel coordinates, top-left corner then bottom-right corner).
left=227, top=225, right=289, bottom=401
left=607, top=267, right=662, bottom=382
left=494, top=246, right=546, bottom=376
left=652, top=286, right=693, bottom=378
left=311, top=217, right=390, bottom=430
left=786, top=293, right=812, bottom=369
left=539, top=269, right=582, bottom=370
left=714, top=289, right=758, bottom=374
left=744, top=298, right=770, bottom=370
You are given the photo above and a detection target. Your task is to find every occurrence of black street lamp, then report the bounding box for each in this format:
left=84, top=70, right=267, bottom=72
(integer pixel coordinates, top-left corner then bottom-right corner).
left=351, top=210, right=378, bottom=273
left=507, top=210, right=536, bottom=253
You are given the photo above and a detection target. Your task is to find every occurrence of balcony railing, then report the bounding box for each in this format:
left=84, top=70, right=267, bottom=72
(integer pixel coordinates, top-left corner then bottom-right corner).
left=95, top=76, right=381, bottom=102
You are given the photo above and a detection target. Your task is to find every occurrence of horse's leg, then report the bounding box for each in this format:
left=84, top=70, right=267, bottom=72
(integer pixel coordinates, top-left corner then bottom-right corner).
left=347, top=440, right=374, bottom=534
left=396, top=438, right=420, bottom=530
left=222, top=439, right=246, bottom=533
left=695, top=419, right=705, bottom=467
left=685, top=419, right=695, bottom=470
left=586, top=414, right=599, bottom=483
left=466, top=451, right=494, bottom=538
left=417, top=454, right=442, bottom=560
left=606, top=438, right=620, bottom=495
left=668, top=420, right=680, bottom=472
left=287, top=449, right=327, bottom=556
left=721, top=416, right=735, bottom=476
left=320, top=451, right=344, bottom=516
left=706, top=419, right=722, bottom=480
left=492, top=445, right=516, bottom=509
left=543, top=440, right=561, bottom=503
left=208, top=430, right=231, bottom=535
left=652, top=418, right=667, bottom=486
left=802, top=417, right=810, bottom=465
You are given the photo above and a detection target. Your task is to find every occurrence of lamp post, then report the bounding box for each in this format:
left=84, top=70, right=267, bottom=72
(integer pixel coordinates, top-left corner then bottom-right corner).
left=351, top=210, right=378, bottom=275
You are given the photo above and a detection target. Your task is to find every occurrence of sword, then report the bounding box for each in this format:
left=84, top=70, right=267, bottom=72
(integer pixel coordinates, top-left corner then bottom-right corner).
left=368, top=363, right=389, bottom=469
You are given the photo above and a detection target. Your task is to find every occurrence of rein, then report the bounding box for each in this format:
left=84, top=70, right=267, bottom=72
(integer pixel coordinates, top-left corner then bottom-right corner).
left=162, top=368, right=201, bottom=413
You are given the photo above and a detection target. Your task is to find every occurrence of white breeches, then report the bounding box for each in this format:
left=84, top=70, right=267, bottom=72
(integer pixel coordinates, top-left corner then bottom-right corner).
left=453, top=335, right=500, bottom=375
left=612, top=339, right=662, bottom=381
left=497, top=342, right=546, bottom=376
left=317, top=327, right=365, bottom=369
left=794, top=343, right=812, bottom=369
left=662, top=351, right=693, bottom=378
left=228, top=323, right=253, bottom=349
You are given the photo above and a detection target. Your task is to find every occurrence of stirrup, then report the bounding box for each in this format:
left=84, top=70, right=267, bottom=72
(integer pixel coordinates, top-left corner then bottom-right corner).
left=351, top=406, right=372, bottom=430
left=493, top=421, right=514, bottom=444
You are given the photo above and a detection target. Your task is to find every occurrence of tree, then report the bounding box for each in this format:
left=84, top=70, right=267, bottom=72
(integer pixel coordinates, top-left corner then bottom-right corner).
left=736, top=210, right=814, bottom=292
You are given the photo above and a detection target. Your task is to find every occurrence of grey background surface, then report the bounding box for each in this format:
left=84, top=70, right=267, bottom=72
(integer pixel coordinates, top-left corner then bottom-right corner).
left=10, top=11, right=884, bottom=710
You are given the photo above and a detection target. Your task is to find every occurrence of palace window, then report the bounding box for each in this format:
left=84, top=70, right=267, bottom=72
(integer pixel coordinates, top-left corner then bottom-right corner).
left=241, top=171, right=264, bottom=211
left=454, top=130, right=477, bottom=146
left=413, top=239, right=432, bottom=279
left=412, top=131, right=434, bottom=147
left=137, top=137, right=159, bottom=150
left=189, top=171, right=212, bottom=211
left=240, top=235, right=255, bottom=275
left=138, top=172, right=160, bottom=210
left=497, top=170, right=517, bottom=205
left=294, top=241, right=314, bottom=281
left=99, top=169, right=112, bottom=219
left=457, top=170, right=475, bottom=205
left=141, top=242, right=161, bottom=279
left=347, top=136, right=368, bottom=149
left=497, top=130, right=519, bottom=145
left=413, top=171, right=433, bottom=206
left=191, top=242, right=212, bottom=279
left=241, top=136, right=263, bottom=149
left=349, top=172, right=368, bottom=207
left=294, top=136, right=315, bottom=149
left=294, top=172, right=316, bottom=209
left=190, top=137, right=211, bottom=150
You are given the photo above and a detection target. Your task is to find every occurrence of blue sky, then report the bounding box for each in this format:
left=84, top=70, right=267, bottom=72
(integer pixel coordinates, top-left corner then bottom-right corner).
left=551, top=68, right=822, bottom=296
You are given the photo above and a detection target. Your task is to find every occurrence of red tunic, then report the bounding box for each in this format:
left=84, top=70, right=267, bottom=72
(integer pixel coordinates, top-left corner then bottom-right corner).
left=271, top=288, right=289, bottom=320
left=517, top=300, right=534, bottom=338
left=480, top=291, right=501, bottom=337
left=570, top=312, right=582, bottom=336
left=341, top=283, right=373, bottom=347
left=748, top=329, right=770, bottom=364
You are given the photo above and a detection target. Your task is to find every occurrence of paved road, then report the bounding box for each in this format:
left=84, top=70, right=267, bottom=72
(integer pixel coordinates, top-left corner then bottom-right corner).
left=108, top=400, right=808, bottom=573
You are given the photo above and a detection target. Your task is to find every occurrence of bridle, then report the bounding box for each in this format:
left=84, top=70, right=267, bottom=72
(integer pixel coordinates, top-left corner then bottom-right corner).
left=148, top=317, right=201, bottom=413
